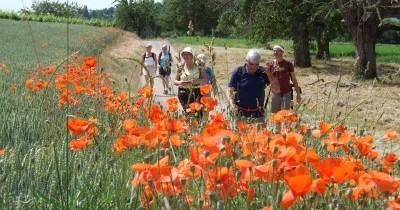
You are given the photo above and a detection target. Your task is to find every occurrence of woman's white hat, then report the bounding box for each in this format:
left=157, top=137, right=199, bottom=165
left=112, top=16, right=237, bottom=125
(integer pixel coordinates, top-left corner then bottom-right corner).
left=196, top=53, right=207, bottom=64
left=181, top=47, right=193, bottom=56
left=146, top=43, right=152, bottom=48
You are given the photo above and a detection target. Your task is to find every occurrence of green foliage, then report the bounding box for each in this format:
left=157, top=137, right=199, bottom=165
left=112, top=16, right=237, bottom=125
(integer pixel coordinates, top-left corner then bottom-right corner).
left=173, top=36, right=263, bottom=49
left=31, top=0, right=83, bottom=17
left=114, top=0, right=161, bottom=37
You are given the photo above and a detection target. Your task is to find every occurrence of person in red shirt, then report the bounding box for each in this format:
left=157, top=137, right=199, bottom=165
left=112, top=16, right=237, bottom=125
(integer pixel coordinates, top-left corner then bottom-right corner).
left=266, top=45, right=301, bottom=132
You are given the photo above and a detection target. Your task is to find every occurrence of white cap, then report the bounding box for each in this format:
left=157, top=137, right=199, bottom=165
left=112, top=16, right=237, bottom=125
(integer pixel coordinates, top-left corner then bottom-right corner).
left=245, top=49, right=261, bottom=64
left=181, top=47, right=193, bottom=56
left=146, top=43, right=152, bottom=48
left=273, top=45, right=285, bottom=52
left=162, top=44, right=167, bottom=49
left=196, top=53, right=207, bottom=64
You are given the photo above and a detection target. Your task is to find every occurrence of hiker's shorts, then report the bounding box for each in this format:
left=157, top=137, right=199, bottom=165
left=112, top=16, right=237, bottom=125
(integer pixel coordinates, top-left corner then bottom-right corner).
left=271, top=92, right=291, bottom=113
left=159, top=67, right=171, bottom=77
left=143, top=65, right=156, bottom=77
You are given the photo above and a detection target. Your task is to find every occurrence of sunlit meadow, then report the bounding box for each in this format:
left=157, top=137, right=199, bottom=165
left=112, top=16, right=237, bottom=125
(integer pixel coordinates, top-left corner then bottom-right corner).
left=1, top=18, right=400, bottom=210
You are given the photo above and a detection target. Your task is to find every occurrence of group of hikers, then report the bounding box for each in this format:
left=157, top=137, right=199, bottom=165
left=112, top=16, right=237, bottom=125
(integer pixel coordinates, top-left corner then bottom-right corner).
left=141, top=43, right=301, bottom=129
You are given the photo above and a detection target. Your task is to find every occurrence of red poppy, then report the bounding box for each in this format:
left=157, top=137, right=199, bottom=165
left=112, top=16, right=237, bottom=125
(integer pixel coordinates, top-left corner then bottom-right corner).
left=69, top=136, right=93, bottom=150
left=200, top=84, right=212, bottom=96
left=67, top=118, right=93, bottom=135
left=84, top=57, right=96, bottom=67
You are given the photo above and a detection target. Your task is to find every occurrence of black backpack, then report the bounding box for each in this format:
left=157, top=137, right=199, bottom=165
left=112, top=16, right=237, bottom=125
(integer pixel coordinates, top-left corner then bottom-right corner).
left=142, top=52, right=156, bottom=62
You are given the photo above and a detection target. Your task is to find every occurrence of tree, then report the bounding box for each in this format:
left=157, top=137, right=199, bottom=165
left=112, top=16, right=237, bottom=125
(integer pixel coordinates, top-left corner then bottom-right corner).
left=31, top=0, right=83, bottom=17
left=337, top=0, right=400, bottom=79
left=114, top=0, right=160, bottom=37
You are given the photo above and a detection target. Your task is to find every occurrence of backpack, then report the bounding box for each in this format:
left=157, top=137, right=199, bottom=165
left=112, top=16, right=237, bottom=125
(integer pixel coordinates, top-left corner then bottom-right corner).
left=158, top=52, right=172, bottom=66
left=143, top=52, right=156, bottom=62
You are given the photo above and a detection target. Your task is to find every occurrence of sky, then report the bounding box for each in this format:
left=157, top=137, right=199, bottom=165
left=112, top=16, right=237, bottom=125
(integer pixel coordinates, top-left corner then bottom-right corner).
left=0, top=0, right=116, bottom=11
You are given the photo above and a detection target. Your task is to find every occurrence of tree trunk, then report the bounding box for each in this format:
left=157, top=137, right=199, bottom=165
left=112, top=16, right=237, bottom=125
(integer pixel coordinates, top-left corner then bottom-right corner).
left=337, top=0, right=379, bottom=79
left=292, top=0, right=312, bottom=67
left=315, top=26, right=331, bottom=60
left=292, top=19, right=312, bottom=67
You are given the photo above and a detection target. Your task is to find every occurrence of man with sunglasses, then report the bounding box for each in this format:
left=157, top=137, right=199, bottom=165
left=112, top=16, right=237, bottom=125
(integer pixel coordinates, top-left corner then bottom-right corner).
left=228, top=49, right=269, bottom=121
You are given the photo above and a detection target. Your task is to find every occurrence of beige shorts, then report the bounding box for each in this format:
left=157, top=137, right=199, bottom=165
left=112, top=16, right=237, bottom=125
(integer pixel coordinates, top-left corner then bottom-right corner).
left=143, top=65, right=156, bottom=76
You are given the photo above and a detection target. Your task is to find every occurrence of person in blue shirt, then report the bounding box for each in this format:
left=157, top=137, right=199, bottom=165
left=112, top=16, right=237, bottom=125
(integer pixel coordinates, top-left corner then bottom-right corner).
left=196, top=53, right=218, bottom=97
left=227, top=49, right=269, bottom=121
left=158, top=44, right=173, bottom=94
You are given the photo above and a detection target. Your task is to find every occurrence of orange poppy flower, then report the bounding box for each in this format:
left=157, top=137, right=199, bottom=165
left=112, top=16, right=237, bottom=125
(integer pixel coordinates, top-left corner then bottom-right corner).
left=319, top=121, right=332, bottom=134
left=284, top=166, right=313, bottom=196
left=385, top=130, right=400, bottom=141
left=369, top=170, right=400, bottom=194
left=280, top=190, right=296, bottom=208
left=200, top=84, right=212, bottom=96
left=41, top=42, right=48, bottom=48
left=123, top=119, right=137, bottom=133
left=186, top=102, right=202, bottom=113
left=0, top=149, right=4, bottom=156
left=138, top=85, right=154, bottom=98
left=169, top=134, right=186, bottom=147
left=381, top=153, right=398, bottom=168
left=69, top=136, right=93, bottom=150
left=67, top=118, right=93, bottom=135
left=9, top=85, right=16, bottom=92
left=200, top=97, right=218, bottom=112
left=84, top=57, right=96, bottom=67
left=311, top=158, right=355, bottom=183
left=388, top=196, right=400, bottom=210
left=165, top=119, right=187, bottom=133
left=167, top=97, right=179, bottom=112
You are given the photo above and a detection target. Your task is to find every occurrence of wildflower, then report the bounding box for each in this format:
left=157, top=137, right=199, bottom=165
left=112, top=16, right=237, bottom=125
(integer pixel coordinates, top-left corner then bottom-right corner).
left=69, top=136, right=93, bottom=150
left=385, top=130, right=400, bottom=140
left=67, top=118, right=93, bottom=135
left=84, top=57, right=96, bottom=67
left=200, top=84, right=212, bottom=96
left=9, top=85, right=16, bottom=92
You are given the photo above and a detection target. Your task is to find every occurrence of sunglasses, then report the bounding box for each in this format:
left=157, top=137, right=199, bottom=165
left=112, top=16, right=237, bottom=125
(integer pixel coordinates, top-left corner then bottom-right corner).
left=248, top=62, right=260, bottom=66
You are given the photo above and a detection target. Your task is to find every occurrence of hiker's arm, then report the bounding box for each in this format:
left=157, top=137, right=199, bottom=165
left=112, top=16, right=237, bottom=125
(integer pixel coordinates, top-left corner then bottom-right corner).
left=174, top=65, right=191, bottom=87
left=289, top=71, right=301, bottom=103
left=227, top=87, right=237, bottom=108
left=154, top=54, right=158, bottom=70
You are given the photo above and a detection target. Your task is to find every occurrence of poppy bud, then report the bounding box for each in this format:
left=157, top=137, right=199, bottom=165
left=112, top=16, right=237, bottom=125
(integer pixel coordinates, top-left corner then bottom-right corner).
left=180, top=178, right=186, bottom=186
left=222, top=137, right=230, bottom=144
left=190, top=165, right=195, bottom=173
left=282, top=133, right=286, bottom=139
left=147, top=179, right=153, bottom=187
left=205, top=151, right=210, bottom=157
left=198, top=199, right=204, bottom=208
left=226, top=161, right=232, bottom=168
left=209, top=191, right=218, bottom=202
left=217, top=200, right=224, bottom=210
left=346, top=188, right=352, bottom=198
left=273, top=146, right=279, bottom=154
left=336, top=132, right=342, bottom=139
left=235, top=170, right=242, bottom=179
left=271, top=159, right=278, bottom=167
left=267, top=137, right=272, bottom=143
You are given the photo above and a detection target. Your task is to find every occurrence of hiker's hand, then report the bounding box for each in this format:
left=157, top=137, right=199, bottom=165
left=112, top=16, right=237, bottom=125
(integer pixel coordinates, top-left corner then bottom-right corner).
left=266, top=62, right=271, bottom=69
left=296, top=94, right=301, bottom=103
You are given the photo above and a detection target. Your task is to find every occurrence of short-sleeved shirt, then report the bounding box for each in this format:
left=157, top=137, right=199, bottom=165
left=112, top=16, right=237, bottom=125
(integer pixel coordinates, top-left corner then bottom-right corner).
left=267, top=59, right=294, bottom=95
left=204, top=66, right=214, bottom=84
left=228, top=65, right=269, bottom=109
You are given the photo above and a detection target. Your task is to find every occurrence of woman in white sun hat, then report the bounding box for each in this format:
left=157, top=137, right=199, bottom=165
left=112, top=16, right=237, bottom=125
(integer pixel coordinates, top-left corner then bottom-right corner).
left=140, top=43, right=158, bottom=81
left=174, top=47, right=207, bottom=113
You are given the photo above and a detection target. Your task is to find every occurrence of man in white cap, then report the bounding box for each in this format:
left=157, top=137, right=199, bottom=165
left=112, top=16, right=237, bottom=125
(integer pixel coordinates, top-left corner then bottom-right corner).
left=158, top=44, right=173, bottom=94
left=265, top=44, right=301, bottom=132
left=228, top=49, right=270, bottom=121
left=140, top=43, right=158, bottom=81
